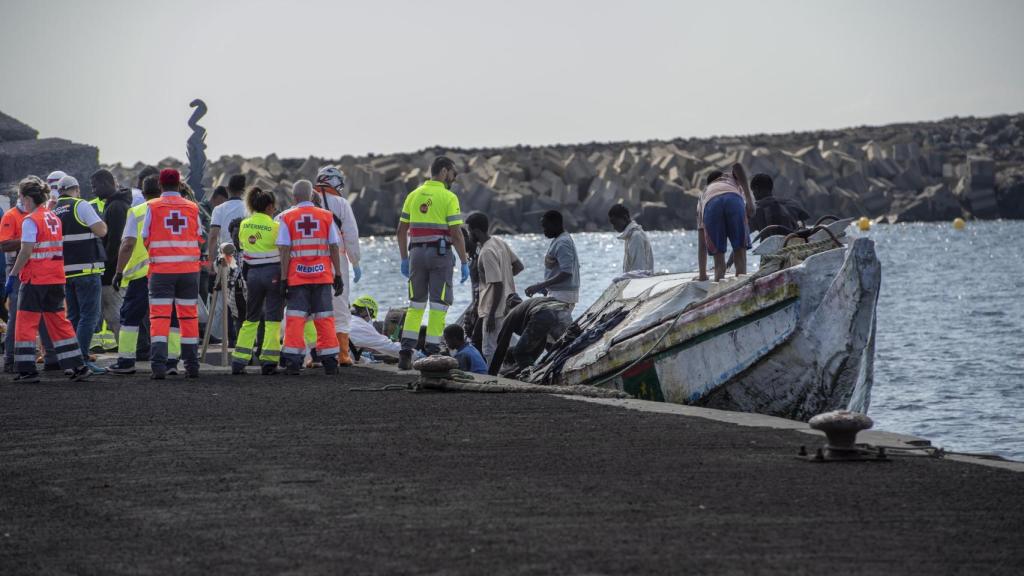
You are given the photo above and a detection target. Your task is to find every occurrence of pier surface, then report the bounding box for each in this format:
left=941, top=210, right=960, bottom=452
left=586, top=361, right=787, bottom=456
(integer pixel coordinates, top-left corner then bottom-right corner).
left=1, top=366, right=1021, bottom=575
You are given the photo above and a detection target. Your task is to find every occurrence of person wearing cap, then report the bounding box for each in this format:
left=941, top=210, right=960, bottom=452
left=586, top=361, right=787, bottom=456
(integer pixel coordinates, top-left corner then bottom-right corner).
left=313, top=166, right=362, bottom=367
left=121, top=168, right=203, bottom=380
left=53, top=175, right=109, bottom=375
left=348, top=294, right=407, bottom=360
left=7, top=177, right=92, bottom=383
left=395, top=155, right=470, bottom=370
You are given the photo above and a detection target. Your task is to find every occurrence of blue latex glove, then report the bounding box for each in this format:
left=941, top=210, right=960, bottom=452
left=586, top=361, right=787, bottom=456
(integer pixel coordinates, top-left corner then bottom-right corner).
left=400, top=258, right=410, bottom=278
left=460, top=261, right=470, bottom=284
left=4, top=275, right=15, bottom=296
left=352, top=265, right=362, bottom=283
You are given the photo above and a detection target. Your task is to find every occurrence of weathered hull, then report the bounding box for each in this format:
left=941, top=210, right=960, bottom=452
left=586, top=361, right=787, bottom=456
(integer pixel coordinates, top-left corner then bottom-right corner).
left=534, top=237, right=880, bottom=421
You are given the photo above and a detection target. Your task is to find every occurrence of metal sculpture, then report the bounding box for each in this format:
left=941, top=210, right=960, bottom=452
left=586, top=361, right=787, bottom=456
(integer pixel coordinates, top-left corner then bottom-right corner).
left=186, top=99, right=208, bottom=202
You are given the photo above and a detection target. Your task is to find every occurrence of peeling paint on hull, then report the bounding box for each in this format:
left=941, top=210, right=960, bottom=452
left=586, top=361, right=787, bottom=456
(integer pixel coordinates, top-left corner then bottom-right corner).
left=538, top=237, right=881, bottom=421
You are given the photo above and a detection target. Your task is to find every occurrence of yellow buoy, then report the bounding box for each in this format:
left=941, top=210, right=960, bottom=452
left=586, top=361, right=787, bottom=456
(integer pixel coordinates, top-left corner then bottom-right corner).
left=953, top=217, right=966, bottom=230
left=857, top=216, right=871, bottom=231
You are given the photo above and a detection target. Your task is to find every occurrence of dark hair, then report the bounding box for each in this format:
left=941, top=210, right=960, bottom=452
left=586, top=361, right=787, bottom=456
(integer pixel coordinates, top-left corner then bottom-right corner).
left=706, top=170, right=724, bottom=186
left=750, top=173, right=774, bottom=199
left=211, top=185, right=229, bottom=200
left=430, top=156, right=455, bottom=177
left=443, top=324, right=465, bottom=344
left=137, top=166, right=159, bottom=189
left=245, top=186, right=275, bottom=214
left=18, top=177, right=48, bottom=206
left=91, top=168, right=116, bottom=189
left=228, top=175, right=246, bottom=194
left=607, top=204, right=630, bottom=220
left=142, top=175, right=161, bottom=200
left=465, top=211, right=489, bottom=233
left=542, top=210, right=563, bottom=226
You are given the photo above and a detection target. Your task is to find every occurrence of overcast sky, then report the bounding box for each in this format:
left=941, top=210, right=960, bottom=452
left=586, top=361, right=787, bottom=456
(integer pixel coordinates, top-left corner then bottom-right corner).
left=1, top=0, right=1022, bottom=165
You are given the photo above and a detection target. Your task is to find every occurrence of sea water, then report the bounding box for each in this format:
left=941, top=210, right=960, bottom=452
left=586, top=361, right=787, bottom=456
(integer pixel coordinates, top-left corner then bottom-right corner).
left=354, top=221, right=1024, bottom=460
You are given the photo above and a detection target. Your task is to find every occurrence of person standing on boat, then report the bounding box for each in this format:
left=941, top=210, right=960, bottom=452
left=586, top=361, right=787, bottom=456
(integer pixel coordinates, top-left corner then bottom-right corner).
left=525, top=210, right=580, bottom=312
left=697, top=163, right=755, bottom=281
left=607, top=204, right=654, bottom=274
left=749, top=173, right=809, bottom=233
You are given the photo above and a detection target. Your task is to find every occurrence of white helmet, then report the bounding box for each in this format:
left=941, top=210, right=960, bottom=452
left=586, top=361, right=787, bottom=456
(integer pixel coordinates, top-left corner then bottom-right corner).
left=46, top=170, right=66, bottom=200
left=46, top=170, right=67, bottom=189
left=316, top=166, right=345, bottom=192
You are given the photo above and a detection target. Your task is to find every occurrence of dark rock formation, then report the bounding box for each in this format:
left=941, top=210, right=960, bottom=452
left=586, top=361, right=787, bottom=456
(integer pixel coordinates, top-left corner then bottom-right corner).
left=97, top=112, right=1024, bottom=235
left=0, top=111, right=99, bottom=198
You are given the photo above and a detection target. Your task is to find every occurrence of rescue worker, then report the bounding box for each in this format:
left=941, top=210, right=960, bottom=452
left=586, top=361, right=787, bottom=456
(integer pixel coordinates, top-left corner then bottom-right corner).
left=109, top=176, right=164, bottom=374
left=395, top=156, right=470, bottom=370
left=6, top=177, right=91, bottom=382
left=313, top=166, right=362, bottom=367
left=277, top=180, right=345, bottom=375
left=45, top=170, right=66, bottom=206
left=348, top=295, right=416, bottom=360
left=231, top=187, right=283, bottom=375
left=138, top=169, right=202, bottom=380
left=53, top=175, right=108, bottom=375
left=1, top=183, right=59, bottom=373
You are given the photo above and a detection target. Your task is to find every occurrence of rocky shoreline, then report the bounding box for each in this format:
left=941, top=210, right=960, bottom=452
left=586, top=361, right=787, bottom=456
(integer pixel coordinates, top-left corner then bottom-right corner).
left=8, top=110, right=1024, bottom=234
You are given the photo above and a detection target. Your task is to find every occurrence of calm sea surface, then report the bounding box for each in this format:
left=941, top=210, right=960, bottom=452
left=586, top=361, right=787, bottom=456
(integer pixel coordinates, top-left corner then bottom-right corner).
left=355, top=221, right=1024, bottom=460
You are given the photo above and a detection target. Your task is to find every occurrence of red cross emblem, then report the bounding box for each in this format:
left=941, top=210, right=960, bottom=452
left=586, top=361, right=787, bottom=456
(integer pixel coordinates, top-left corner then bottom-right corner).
left=164, top=210, right=188, bottom=235
left=44, top=212, right=60, bottom=235
left=296, top=214, right=320, bottom=238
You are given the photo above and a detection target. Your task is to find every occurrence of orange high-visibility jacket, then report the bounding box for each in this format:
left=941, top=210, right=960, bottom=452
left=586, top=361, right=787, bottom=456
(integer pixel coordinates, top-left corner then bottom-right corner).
left=21, top=208, right=66, bottom=285
left=145, top=195, right=201, bottom=274
left=280, top=205, right=334, bottom=285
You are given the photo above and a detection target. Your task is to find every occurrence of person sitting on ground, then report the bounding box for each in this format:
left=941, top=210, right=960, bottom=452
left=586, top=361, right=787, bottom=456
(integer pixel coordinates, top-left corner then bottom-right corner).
left=607, top=204, right=654, bottom=274
left=443, top=324, right=488, bottom=375
left=696, top=163, right=755, bottom=281
left=749, top=173, right=810, bottom=233
left=488, top=294, right=573, bottom=377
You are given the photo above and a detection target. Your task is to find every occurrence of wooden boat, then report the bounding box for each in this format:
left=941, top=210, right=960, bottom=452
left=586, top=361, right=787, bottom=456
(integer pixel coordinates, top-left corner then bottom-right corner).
left=526, top=220, right=879, bottom=421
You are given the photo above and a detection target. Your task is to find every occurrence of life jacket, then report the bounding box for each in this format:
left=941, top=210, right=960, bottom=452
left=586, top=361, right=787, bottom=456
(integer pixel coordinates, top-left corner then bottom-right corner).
left=21, top=208, right=66, bottom=285
left=144, top=194, right=201, bottom=274
left=53, top=196, right=105, bottom=277
left=121, top=202, right=151, bottom=285
left=239, top=212, right=280, bottom=267
left=280, top=205, right=334, bottom=285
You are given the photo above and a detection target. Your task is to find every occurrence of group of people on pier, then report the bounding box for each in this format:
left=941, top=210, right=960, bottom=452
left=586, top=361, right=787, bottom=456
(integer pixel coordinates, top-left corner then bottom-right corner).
left=1, top=155, right=804, bottom=382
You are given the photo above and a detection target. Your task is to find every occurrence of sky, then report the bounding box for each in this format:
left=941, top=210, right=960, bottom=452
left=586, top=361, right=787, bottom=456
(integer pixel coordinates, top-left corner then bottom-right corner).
left=1, top=0, right=1022, bottom=165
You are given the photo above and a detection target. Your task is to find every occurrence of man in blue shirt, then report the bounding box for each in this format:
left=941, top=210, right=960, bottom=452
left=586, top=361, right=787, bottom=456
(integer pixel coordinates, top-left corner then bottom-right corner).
left=443, top=324, right=487, bottom=374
